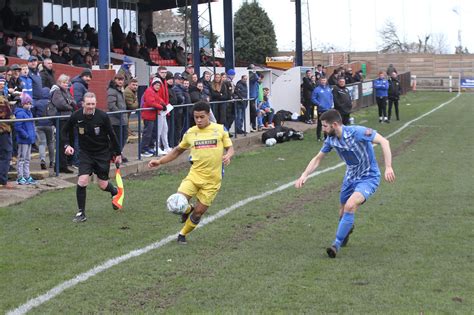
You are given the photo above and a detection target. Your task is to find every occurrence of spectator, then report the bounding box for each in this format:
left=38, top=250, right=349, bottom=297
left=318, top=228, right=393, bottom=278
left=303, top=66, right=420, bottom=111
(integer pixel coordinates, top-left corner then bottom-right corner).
left=144, top=25, right=157, bottom=50
left=373, top=71, right=389, bottom=123
left=234, top=74, right=248, bottom=135
left=88, top=46, right=99, bottom=65
left=50, top=44, right=66, bottom=64
left=72, top=46, right=88, bottom=67
left=42, top=47, right=52, bottom=60
left=107, top=73, right=128, bottom=162
left=71, top=69, right=92, bottom=110
left=353, top=70, right=364, bottom=82
left=32, top=87, right=54, bottom=169
left=111, top=18, right=124, bottom=49
left=302, top=69, right=315, bottom=124
left=51, top=74, right=75, bottom=173
left=84, top=54, right=93, bottom=68
left=27, top=56, right=43, bottom=106
left=0, top=80, right=13, bottom=189
left=181, top=64, right=194, bottom=81
left=14, top=93, right=36, bottom=185
left=328, top=69, right=339, bottom=86
left=332, top=77, right=352, bottom=125
left=155, top=66, right=172, bottom=153
left=123, top=77, right=138, bottom=136
left=9, top=37, right=30, bottom=60
left=40, top=58, right=55, bottom=89
left=60, top=45, right=73, bottom=65
left=210, top=72, right=228, bottom=125
left=311, top=77, right=334, bottom=141
left=141, top=77, right=166, bottom=157
left=387, top=71, right=401, bottom=121
left=0, top=54, right=7, bottom=66
left=172, top=74, right=191, bottom=142
left=344, top=68, right=354, bottom=84
left=190, top=73, right=198, bottom=86
left=200, top=70, right=212, bottom=98
left=386, top=64, right=397, bottom=77
left=19, top=64, right=32, bottom=98
left=176, top=46, right=186, bottom=66
left=189, top=80, right=208, bottom=103
left=223, top=69, right=236, bottom=131
left=257, top=89, right=275, bottom=130
left=30, top=47, right=44, bottom=62
left=315, top=64, right=326, bottom=78
left=7, top=63, right=22, bottom=106
left=118, top=56, right=133, bottom=85
left=248, top=64, right=258, bottom=132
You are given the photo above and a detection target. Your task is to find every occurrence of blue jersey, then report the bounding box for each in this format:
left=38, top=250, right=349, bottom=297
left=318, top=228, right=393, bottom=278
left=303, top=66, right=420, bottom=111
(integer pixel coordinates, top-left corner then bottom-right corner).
left=321, top=125, right=380, bottom=182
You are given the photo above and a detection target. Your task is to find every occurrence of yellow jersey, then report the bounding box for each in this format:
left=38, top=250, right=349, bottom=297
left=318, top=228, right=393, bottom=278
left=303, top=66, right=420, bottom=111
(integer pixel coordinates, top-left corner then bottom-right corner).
left=179, top=122, right=233, bottom=184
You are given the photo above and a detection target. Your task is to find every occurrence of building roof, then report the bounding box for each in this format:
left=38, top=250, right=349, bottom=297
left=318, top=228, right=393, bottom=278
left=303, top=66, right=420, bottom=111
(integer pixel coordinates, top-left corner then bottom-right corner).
left=139, top=0, right=217, bottom=12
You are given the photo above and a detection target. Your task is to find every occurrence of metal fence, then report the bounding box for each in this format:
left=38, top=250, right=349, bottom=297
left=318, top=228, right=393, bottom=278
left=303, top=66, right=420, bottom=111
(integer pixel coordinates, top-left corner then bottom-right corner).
left=0, top=98, right=253, bottom=177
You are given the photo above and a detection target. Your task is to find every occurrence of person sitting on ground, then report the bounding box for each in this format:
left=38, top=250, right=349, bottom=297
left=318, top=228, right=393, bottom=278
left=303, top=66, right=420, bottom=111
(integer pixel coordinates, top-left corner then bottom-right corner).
left=257, top=88, right=275, bottom=130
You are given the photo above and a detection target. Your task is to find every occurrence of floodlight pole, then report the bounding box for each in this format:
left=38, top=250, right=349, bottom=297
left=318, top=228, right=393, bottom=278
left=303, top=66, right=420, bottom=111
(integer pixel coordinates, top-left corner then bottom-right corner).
left=295, top=0, right=303, bottom=66
left=98, top=0, right=110, bottom=69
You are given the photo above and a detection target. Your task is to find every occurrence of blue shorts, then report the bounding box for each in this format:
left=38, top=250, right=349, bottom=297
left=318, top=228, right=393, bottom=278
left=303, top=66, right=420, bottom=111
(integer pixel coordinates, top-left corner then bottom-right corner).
left=340, top=176, right=380, bottom=204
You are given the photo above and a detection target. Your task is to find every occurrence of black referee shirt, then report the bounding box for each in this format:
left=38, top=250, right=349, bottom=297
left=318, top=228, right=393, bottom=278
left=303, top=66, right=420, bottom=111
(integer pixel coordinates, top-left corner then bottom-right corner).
left=61, top=109, right=121, bottom=155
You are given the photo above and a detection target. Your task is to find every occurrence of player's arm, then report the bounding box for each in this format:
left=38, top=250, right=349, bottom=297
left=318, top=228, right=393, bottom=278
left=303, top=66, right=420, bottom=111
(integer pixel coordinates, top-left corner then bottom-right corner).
left=222, top=145, right=234, bottom=166
left=372, top=133, right=395, bottom=183
left=61, top=114, right=75, bottom=155
left=295, top=151, right=326, bottom=188
left=148, top=147, right=186, bottom=168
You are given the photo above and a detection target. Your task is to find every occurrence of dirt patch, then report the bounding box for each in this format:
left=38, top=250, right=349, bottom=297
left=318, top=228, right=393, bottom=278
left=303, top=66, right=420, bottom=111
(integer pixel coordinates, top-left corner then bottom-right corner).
left=390, top=127, right=429, bottom=160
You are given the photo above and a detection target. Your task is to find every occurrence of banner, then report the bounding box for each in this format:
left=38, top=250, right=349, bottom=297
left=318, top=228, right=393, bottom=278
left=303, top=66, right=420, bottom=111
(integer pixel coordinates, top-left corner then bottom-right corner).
left=362, top=82, right=373, bottom=96
left=460, top=77, right=474, bottom=88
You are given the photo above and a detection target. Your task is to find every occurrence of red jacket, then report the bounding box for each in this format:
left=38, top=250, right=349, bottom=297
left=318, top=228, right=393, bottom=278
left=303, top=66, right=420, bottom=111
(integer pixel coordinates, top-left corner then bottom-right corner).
left=142, top=86, right=166, bottom=121
left=157, top=76, right=169, bottom=104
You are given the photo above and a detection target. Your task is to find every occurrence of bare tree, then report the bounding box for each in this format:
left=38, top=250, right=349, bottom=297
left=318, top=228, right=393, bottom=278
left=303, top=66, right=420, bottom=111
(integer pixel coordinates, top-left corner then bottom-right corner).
left=429, top=33, right=449, bottom=54
left=378, top=20, right=409, bottom=53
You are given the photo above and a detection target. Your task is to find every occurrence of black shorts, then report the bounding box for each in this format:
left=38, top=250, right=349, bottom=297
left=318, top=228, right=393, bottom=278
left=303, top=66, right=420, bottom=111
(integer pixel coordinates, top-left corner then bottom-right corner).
left=78, top=150, right=112, bottom=180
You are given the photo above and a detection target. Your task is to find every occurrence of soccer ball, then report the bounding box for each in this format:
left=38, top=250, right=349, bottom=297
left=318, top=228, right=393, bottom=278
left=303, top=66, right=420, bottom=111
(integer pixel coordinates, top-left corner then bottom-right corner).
left=265, top=138, right=277, bottom=147
left=166, top=193, right=189, bottom=215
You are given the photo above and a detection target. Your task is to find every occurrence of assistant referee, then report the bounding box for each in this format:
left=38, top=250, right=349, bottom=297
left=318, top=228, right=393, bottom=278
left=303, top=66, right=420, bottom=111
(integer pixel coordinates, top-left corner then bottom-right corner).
left=61, top=92, right=122, bottom=222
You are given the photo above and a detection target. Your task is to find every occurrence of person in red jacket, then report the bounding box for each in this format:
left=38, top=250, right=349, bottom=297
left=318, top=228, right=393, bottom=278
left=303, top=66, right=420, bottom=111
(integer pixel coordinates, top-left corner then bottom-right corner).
left=141, top=77, right=166, bottom=157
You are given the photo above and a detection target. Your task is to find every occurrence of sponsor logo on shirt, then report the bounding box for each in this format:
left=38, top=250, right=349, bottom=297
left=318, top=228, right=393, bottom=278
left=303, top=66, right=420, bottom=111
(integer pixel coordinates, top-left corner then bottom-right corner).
left=194, top=139, right=217, bottom=149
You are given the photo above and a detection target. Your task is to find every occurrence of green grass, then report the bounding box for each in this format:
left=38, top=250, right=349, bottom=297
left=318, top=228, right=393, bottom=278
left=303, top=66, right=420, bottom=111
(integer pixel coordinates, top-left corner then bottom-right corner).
left=1, top=92, right=473, bottom=314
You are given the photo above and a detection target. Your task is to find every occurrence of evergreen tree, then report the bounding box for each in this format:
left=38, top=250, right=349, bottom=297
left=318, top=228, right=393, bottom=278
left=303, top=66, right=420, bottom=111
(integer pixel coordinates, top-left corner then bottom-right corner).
left=234, top=1, right=277, bottom=64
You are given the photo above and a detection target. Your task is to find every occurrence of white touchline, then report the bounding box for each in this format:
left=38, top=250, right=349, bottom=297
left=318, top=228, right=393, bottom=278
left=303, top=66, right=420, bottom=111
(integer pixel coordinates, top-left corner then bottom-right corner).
left=8, top=93, right=461, bottom=315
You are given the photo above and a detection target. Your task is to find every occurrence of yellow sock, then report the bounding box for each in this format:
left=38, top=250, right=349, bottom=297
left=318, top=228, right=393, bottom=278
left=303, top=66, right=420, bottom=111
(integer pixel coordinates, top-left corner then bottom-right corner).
left=180, top=216, right=198, bottom=236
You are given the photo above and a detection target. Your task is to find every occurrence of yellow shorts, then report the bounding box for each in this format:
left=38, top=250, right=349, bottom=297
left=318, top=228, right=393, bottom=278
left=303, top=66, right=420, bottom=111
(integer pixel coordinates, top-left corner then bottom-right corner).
left=178, top=176, right=221, bottom=206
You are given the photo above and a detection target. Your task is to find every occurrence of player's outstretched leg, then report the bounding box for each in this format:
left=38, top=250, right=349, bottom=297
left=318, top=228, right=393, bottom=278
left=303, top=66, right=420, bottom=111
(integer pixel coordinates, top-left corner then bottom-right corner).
left=180, top=204, right=194, bottom=223
left=327, top=212, right=354, bottom=258
left=177, top=213, right=200, bottom=245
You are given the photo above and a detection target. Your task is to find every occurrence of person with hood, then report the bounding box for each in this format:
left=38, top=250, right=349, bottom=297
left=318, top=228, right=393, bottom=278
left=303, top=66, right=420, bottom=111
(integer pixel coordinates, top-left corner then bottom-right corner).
left=32, top=87, right=54, bottom=170
left=71, top=69, right=92, bottom=110
left=234, top=74, right=248, bottom=135
left=40, top=58, right=55, bottom=89
left=141, top=77, right=167, bottom=157
left=107, top=73, right=128, bottom=162
left=0, top=80, right=14, bottom=189
left=117, top=56, right=133, bottom=85
left=332, top=77, right=352, bottom=125
left=51, top=74, right=75, bottom=173
left=14, top=93, right=36, bottom=185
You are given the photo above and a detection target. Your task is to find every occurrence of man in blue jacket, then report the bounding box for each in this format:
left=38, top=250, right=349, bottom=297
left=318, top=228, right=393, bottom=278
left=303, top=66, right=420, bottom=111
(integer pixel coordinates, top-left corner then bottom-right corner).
left=311, top=77, right=333, bottom=141
left=373, top=71, right=389, bottom=123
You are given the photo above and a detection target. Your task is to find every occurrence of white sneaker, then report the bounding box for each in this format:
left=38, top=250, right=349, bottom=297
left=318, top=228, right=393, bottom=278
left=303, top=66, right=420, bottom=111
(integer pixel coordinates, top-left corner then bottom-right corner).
left=157, top=148, right=167, bottom=156
left=164, top=147, right=173, bottom=153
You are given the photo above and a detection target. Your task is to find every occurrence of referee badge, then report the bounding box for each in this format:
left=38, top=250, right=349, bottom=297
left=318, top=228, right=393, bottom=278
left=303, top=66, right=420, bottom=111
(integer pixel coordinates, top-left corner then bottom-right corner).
left=94, top=126, right=100, bottom=135
left=78, top=127, right=85, bottom=135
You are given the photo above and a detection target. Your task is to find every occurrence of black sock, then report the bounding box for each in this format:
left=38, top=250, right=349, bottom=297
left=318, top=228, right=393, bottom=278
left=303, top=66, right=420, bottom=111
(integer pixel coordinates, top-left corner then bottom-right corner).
left=104, top=181, right=118, bottom=196
left=76, top=185, right=86, bottom=212
left=190, top=213, right=201, bottom=225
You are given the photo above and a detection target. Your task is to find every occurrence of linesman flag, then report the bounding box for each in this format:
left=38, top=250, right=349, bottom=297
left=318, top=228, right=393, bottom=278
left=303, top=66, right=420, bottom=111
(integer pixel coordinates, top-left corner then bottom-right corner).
left=112, top=163, right=124, bottom=210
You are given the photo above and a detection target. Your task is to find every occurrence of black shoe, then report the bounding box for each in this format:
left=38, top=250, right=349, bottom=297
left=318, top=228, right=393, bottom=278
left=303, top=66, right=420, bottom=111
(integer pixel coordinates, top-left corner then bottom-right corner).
left=9, top=165, right=16, bottom=172
left=73, top=211, right=87, bottom=223
left=326, top=246, right=337, bottom=258
left=40, top=160, right=47, bottom=170
left=180, top=205, right=194, bottom=223
left=177, top=234, right=187, bottom=245
left=59, top=167, right=74, bottom=174
left=122, top=157, right=129, bottom=163
left=49, top=161, right=54, bottom=169
left=236, top=129, right=247, bottom=135
left=341, top=225, right=354, bottom=247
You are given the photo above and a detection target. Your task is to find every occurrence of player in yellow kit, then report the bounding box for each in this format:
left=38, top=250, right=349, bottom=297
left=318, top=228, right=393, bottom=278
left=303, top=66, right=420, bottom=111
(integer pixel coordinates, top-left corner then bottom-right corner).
left=148, top=101, right=234, bottom=244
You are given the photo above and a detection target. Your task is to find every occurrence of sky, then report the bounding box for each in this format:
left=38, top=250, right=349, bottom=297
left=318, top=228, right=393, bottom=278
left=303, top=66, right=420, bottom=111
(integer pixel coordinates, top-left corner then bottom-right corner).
left=202, top=0, right=474, bottom=53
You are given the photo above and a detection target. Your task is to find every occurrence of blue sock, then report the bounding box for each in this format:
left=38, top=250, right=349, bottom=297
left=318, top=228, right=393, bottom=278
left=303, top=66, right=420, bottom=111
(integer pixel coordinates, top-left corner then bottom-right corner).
left=333, top=212, right=355, bottom=250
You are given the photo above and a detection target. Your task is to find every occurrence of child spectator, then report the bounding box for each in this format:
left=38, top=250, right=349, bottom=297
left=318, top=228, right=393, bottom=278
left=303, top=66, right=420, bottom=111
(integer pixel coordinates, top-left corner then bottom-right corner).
left=32, top=87, right=54, bottom=169
left=257, top=88, right=275, bottom=130
left=14, top=93, right=36, bottom=185
left=19, top=64, right=32, bottom=98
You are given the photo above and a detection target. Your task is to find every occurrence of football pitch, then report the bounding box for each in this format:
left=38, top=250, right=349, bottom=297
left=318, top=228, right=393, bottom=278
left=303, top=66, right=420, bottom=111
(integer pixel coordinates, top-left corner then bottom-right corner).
left=1, top=92, right=473, bottom=314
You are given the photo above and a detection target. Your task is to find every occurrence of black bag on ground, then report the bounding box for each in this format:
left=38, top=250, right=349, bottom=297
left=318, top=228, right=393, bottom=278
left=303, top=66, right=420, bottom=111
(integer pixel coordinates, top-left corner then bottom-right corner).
left=261, top=126, right=304, bottom=144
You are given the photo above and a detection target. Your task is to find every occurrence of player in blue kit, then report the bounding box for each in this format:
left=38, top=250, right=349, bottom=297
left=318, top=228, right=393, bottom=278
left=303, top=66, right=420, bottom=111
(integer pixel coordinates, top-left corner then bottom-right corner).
left=295, top=109, right=395, bottom=258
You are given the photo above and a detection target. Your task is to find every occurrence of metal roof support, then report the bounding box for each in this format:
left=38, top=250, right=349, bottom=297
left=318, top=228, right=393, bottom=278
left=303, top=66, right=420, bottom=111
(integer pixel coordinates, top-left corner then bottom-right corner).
left=295, top=0, right=303, bottom=66
left=223, top=0, right=234, bottom=71
left=192, top=0, right=201, bottom=77
left=98, top=0, right=110, bottom=68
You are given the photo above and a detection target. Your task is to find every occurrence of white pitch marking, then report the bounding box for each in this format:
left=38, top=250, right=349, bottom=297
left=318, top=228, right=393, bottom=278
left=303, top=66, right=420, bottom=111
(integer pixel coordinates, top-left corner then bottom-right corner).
left=7, top=93, right=461, bottom=315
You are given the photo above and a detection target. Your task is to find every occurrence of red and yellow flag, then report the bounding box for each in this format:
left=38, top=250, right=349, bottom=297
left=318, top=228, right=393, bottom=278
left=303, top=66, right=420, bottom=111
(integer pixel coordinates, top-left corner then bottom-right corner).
left=112, top=163, right=124, bottom=210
